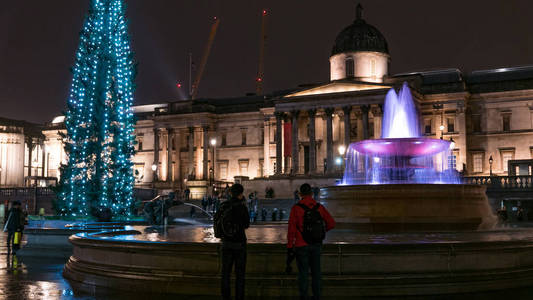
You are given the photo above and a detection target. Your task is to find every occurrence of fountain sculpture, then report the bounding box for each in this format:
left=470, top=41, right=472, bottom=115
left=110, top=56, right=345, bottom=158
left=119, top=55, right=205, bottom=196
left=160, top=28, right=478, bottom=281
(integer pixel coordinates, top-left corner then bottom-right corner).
left=343, top=82, right=460, bottom=185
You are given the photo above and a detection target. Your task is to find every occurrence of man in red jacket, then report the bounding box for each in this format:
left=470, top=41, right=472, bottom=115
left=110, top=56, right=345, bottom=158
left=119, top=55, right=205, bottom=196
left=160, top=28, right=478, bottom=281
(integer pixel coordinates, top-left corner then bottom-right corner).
left=287, top=183, right=335, bottom=300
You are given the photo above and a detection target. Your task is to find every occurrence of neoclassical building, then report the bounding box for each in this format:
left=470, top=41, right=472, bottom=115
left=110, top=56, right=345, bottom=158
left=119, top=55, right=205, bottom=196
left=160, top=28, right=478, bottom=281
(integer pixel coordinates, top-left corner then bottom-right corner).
left=5, top=7, right=533, bottom=197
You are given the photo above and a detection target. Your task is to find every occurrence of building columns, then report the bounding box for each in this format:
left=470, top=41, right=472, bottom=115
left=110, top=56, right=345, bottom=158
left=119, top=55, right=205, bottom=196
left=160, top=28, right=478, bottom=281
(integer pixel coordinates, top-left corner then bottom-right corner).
left=188, top=127, right=194, bottom=179
left=263, top=116, right=271, bottom=177
left=166, top=128, right=173, bottom=182
left=308, top=109, right=317, bottom=174
left=202, top=126, right=209, bottom=180
left=275, top=112, right=283, bottom=175
left=291, top=111, right=299, bottom=175
left=342, top=106, right=352, bottom=147
left=173, top=130, right=181, bottom=184
left=153, top=128, right=159, bottom=182
left=361, top=105, right=370, bottom=140
left=325, top=108, right=335, bottom=175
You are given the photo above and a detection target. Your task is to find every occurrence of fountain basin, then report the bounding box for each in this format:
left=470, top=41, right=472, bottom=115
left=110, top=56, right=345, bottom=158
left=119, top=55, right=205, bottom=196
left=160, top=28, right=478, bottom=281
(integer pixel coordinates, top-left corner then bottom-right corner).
left=353, top=137, right=451, bottom=157
left=63, top=225, right=533, bottom=298
left=321, top=184, right=495, bottom=231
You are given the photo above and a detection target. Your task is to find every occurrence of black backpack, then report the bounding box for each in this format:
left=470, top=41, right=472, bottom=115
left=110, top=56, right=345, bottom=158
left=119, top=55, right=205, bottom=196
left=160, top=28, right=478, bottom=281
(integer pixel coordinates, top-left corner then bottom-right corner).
left=213, top=201, right=241, bottom=239
left=297, top=203, right=326, bottom=244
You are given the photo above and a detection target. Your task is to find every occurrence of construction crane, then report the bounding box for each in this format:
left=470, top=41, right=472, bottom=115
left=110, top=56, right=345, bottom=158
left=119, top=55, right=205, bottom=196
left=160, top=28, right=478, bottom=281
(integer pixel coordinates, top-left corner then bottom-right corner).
left=191, top=17, right=220, bottom=100
left=256, top=9, right=268, bottom=95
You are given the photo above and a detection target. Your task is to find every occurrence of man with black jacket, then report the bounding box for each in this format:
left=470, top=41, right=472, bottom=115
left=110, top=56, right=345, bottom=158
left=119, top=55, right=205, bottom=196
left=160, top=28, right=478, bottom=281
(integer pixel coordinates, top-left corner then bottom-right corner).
left=219, top=183, right=250, bottom=300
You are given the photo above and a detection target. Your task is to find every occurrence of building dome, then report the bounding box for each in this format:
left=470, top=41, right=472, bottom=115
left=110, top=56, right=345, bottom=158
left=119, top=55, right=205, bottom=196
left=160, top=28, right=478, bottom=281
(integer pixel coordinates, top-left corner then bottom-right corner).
left=329, top=4, right=390, bottom=83
left=331, top=5, right=389, bottom=56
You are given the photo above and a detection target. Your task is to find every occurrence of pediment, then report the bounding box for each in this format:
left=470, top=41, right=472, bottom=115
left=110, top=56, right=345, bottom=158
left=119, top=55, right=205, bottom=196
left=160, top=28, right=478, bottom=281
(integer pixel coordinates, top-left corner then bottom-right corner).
left=284, top=82, right=390, bottom=98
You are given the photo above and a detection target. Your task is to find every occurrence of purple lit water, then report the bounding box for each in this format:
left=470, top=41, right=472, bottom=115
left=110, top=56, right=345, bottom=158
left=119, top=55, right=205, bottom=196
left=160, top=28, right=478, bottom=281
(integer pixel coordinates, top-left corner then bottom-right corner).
left=342, top=82, right=460, bottom=185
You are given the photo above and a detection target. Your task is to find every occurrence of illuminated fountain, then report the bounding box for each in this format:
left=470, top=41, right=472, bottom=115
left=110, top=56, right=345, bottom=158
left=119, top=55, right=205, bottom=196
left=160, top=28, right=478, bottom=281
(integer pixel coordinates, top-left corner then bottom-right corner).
left=343, top=82, right=460, bottom=185
left=322, top=82, right=494, bottom=231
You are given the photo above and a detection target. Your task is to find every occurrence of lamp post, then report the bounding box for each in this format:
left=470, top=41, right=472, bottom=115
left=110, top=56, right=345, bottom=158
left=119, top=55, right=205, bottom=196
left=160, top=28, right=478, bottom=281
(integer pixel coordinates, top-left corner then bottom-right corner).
left=489, top=155, right=493, bottom=176
left=439, top=125, right=445, bottom=139
left=337, top=145, right=346, bottom=172
left=151, top=163, right=158, bottom=187
left=210, top=138, right=216, bottom=184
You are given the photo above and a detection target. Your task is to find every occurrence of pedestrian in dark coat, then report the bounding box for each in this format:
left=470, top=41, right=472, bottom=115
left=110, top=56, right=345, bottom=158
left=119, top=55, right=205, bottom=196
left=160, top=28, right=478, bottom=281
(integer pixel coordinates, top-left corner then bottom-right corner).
left=219, top=184, right=250, bottom=300
left=4, top=201, right=23, bottom=254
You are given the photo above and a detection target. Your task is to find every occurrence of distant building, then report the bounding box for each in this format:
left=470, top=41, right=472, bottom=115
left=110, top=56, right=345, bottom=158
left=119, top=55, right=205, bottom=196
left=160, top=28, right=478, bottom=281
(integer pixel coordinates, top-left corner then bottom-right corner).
left=0, top=117, right=47, bottom=187
left=4, top=6, right=533, bottom=196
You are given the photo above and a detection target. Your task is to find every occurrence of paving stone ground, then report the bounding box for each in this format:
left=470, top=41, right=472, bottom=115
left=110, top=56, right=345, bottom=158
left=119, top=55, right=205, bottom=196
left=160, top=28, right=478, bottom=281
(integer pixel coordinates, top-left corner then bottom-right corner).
left=0, top=231, right=90, bottom=300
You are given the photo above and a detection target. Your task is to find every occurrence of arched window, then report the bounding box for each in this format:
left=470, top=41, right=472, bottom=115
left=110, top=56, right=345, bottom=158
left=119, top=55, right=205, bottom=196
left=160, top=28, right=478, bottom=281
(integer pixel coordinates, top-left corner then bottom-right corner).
left=345, top=57, right=354, bottom=78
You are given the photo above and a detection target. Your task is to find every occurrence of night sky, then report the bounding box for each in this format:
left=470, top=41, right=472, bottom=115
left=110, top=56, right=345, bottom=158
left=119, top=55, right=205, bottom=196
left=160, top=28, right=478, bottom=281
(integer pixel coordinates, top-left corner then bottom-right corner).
left=2, top=0, right=532, bottom=123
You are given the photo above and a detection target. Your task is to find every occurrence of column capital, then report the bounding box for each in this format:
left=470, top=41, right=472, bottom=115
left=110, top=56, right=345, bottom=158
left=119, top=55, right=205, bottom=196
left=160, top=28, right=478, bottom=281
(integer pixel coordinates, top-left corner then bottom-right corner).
left=274, top=111, right=284, bottom=119
left=290, top=110, right=300, bottom=117
left=307, top=108, right=317, bottom=117
left=342, top=106, right=352, bottom=114
left=361, top=105, right=370, bottom=114
left=371, top=105, right=383, bottom=117
left=324, top=107, right=335, bottom=116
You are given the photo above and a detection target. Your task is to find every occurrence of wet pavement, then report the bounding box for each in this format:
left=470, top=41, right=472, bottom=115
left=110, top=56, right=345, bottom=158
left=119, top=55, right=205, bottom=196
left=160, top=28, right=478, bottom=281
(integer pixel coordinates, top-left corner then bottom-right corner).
left=0, top=231, right=84, bottom=300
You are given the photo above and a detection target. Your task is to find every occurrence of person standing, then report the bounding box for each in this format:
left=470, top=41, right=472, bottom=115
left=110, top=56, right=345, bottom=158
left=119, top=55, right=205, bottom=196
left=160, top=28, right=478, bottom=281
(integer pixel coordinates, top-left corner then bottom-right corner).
left=287, top=183, right=335, bottom=300
left=4, top=201, right=23, bottom=255
left=214, top=183, right=250, bottom=300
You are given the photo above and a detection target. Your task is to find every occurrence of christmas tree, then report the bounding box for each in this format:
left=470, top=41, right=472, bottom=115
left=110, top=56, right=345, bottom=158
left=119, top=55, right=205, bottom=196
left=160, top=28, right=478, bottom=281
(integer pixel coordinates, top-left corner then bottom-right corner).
left=58, top=0, right=136, bottom=217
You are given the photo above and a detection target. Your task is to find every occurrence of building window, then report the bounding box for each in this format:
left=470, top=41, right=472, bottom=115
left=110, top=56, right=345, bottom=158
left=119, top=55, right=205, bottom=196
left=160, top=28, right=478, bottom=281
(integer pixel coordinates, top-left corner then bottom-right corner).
left=345, top=57, right=354, bottom=78
left=502, top=114, right=511, bottom=132
left=447, top=117, right=455, bottom=133
left=239, top=160, right=249, bottom=176
left=261, top=128, right=264, bottom=145
left=448, top=154, right=457, bottom=170
left=171, top=137, right=175, bottom=150
left=472, top=114, right=481, bottom=133
left=218, top=161, right=228, bottom=180
left=138, top=139, right=143, bottom=151
left=241, top=129, right=247, bottom=146
left=221, top=133, right=227, bottom=146
left=424, top=119, right=432, bottom=134
left=473, top=153, right=483, bottom=173
left=501, top=151, right=514, bottom=173
left=273, top=127, right=277, bottom=143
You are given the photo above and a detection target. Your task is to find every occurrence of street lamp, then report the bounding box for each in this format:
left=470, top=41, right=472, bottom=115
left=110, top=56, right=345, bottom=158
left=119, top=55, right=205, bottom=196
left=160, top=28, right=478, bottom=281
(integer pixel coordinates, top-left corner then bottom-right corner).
left=439, top=125, right=445, bottom=139
left=210, top=138, right=217, bottom=183
left=489, top=155, right=494, bottom=176
left=338, top=145, right=346, bottom=156
left=151, top=163, right=158, bottom=188
left=337, top=145, right=346, bottom=172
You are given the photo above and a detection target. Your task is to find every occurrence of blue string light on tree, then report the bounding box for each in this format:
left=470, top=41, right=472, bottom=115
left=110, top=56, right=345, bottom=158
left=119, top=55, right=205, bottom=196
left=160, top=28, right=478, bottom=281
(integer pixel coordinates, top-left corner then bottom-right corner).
left=58, top=0, right=136, bottom=218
